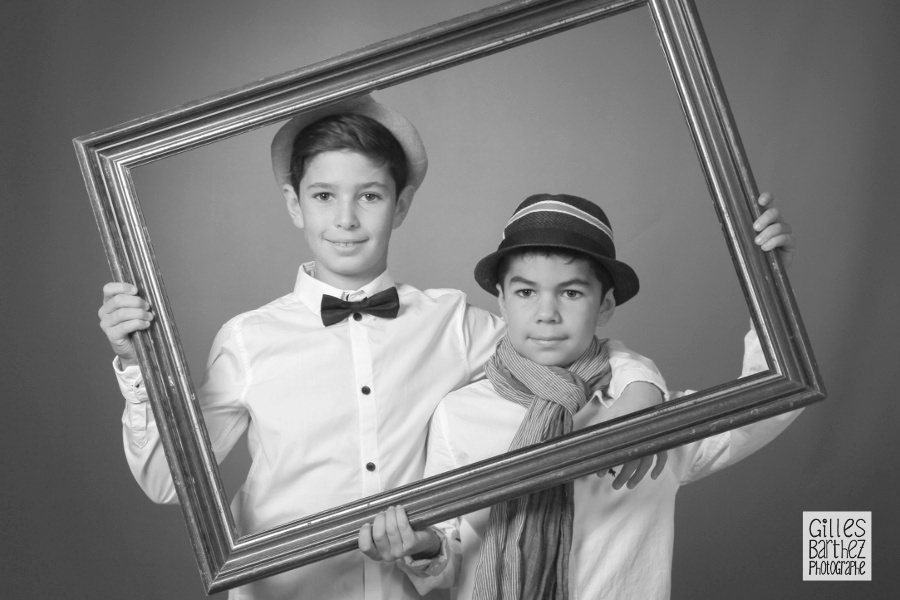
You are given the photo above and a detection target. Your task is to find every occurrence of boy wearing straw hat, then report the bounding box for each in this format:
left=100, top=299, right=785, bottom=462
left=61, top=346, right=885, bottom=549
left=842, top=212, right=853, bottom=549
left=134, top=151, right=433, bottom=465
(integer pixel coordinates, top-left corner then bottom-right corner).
left=97, top=96, right=507, bottom=600
left=99, top=94, right=794, bottom=598
left=360, top=193, right=800, bottom=600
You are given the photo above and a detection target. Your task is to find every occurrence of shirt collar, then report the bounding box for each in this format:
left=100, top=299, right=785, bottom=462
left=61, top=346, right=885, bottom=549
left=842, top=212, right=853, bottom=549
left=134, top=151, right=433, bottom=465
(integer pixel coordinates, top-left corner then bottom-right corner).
left=293, top=261, right=397, bottom=314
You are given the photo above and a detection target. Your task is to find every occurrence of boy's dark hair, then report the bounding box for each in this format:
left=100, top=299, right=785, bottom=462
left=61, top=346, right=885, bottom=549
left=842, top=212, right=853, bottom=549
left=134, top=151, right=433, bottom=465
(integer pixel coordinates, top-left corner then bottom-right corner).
left=497, top=247, right=615, bottom=297
left=288, top=113, right=409, bottom=194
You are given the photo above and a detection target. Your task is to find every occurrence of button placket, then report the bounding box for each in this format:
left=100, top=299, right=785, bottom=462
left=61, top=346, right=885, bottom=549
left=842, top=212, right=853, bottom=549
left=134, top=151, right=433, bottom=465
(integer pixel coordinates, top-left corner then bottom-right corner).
left=348, top=308, right=381, bottom=496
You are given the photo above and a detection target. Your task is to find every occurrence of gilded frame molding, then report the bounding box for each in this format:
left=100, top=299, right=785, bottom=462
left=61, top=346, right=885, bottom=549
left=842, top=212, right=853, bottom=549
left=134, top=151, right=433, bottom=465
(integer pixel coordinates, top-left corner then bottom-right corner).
left=74, top=0, right=825, bottom=593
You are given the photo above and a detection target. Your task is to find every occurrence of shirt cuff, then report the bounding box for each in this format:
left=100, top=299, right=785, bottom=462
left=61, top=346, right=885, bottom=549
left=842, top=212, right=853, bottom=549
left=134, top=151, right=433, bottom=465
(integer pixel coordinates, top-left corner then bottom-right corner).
left=397, top=526, right=459, bottom=593
left=113, top=356, right=148, bottom=404
left=740, top=327, right=766, bottom=378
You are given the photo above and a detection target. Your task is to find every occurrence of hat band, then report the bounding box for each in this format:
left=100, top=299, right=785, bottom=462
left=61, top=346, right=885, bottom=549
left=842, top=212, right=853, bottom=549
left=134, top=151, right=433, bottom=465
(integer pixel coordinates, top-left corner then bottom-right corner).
left=498, top=229, right=616, bottom=260
left=505, top=200, right=613, bottom=242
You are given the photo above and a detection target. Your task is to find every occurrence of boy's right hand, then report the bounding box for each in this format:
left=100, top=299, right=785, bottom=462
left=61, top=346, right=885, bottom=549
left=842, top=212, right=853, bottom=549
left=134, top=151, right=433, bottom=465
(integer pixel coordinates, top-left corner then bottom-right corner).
left=98, top=282, right=154, bottom=368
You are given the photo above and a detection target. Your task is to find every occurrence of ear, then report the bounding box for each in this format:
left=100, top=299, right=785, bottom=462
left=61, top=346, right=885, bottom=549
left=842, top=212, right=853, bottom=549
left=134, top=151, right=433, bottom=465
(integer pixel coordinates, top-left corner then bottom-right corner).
left=392, top=185, right=415, bottom=229
left=496, top=284, right=509, bottom=322
left=595, top=288, right=616, bottom=327
left=283, top=184, right=304, bottom=229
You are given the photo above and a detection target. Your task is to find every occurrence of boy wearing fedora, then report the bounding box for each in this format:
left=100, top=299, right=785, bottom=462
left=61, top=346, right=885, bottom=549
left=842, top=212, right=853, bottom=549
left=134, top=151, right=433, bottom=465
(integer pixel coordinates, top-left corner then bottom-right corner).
left=97, top=96, right=507, bottom=600
left=359, top=193, right=801, bottom=600
left=99, top=95, right=796, bottom=598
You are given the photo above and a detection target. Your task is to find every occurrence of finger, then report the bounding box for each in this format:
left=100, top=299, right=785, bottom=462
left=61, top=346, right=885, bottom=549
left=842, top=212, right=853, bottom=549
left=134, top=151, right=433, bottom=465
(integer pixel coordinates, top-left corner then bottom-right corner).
left=100, top=293, right=151, bottom=318
left=371, top=513, right=391, bottom=558
left=626, top=456, right=654, bottom=489
left=760, top=232, right=796, bottom=253
left=651, top=450, right=668, bottom=480
left=612, top=461, right=638, bottom=490
left=753, top=207, right=781, bottom=232
left=757, top=192, right=775, bottom=209
left=383, top=507, right=406, bottom=558
left=105, top=320, right=152, bottom=341
left=101, top=306, right=154, bottom=327
left=358, top=523, right=378, bottom=559
left=395, top=506, right=419, bottom=551
left=756, top=221, right=791, bottom=242
left=100, top=314, right=154, bottom=341
left=102, top=282, right=139, bottom=303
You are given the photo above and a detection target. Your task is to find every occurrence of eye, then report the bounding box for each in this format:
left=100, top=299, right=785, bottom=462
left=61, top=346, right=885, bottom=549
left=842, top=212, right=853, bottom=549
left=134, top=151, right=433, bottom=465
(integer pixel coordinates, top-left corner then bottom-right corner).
left=313, top=192, right=333, bottom=201
left=514, top=289, right=535, bottom=298
left=562, top=289, right=583, bottom=299
left=360, top=192, right=382, bottom=202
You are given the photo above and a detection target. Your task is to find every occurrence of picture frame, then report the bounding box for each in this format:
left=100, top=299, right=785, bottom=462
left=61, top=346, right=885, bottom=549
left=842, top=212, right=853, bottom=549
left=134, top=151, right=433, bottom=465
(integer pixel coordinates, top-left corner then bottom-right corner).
left=74, top=0, right=825, bottom=593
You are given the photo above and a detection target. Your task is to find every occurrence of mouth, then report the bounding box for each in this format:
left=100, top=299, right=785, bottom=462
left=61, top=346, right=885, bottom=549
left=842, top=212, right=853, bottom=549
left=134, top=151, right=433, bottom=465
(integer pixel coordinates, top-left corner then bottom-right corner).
left=529, top=336, right=567, bottom=346
left=326, top=239, right=367, bottom=249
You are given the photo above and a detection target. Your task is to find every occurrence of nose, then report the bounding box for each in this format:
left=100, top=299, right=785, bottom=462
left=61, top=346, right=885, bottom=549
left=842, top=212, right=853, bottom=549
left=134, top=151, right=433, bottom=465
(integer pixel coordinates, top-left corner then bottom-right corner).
left=334, top=197, right=359, bottom=229
left=535, top=294, right=560, bottom=323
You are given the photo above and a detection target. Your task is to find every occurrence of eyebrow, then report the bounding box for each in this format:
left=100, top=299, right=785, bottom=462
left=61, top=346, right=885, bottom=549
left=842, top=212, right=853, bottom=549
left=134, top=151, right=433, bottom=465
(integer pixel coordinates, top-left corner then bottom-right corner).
left=507, top=276, right=593, bottom=288
left=507, top=275, right=536, bottom=287
left=304, top=181, right=391, bottom=190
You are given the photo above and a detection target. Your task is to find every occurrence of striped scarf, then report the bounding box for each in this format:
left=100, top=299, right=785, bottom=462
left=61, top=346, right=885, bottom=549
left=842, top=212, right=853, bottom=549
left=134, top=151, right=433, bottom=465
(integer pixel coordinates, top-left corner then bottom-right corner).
left=472, top=336, right=611, bottom=600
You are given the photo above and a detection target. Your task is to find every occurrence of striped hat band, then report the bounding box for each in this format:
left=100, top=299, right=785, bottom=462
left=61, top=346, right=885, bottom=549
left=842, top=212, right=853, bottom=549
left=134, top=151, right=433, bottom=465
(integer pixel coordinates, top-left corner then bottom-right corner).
left=504, top=200, right=614, bottom=243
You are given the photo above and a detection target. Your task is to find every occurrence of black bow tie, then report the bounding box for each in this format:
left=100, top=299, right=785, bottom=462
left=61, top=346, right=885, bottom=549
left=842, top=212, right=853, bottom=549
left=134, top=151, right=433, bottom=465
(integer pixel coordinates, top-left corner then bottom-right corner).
left=320, top=287, right=400, bottom=326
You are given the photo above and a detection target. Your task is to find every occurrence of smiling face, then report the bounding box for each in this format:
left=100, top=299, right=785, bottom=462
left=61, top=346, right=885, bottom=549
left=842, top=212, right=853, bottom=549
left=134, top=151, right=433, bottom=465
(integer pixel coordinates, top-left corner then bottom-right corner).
left=498, top=253, right=615, bottom=367
left=283, top=150, right=412, bottom=290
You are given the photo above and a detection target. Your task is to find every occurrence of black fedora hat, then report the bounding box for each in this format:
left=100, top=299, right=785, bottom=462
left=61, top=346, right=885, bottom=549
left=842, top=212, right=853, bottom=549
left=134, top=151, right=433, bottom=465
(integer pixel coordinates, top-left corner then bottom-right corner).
left=474, top=193, right=640, bottom=305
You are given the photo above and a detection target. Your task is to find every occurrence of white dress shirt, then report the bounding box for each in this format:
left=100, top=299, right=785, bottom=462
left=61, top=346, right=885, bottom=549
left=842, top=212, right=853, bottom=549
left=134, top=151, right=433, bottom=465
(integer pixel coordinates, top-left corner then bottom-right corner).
left=116, top=263, right=506, bottom=600
left=413, top=331, right=803, bottom=600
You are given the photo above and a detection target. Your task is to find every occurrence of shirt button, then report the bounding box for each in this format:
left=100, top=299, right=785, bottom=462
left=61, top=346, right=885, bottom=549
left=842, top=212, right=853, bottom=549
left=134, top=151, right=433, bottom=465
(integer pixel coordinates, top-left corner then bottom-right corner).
left=361, top=386, right=371, bottom=395
left=366, top=462, right=376, bottom=472
left=353, top=312, right=362, bottom=321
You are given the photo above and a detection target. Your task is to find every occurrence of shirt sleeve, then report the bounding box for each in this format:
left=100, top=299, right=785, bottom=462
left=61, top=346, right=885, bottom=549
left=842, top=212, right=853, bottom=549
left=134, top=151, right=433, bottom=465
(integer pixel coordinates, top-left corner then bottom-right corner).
left=396, top=524, right=462, bottom=595
left=397, top=401, right=466, bottom=594
left=115, top=322, right=250, bottom=504
left=599, top=340, right=667, bottom=408
left=115, top=357, right=177, bottom=504
left=740, top=325, right=768, bottom=377
left=679, top=327, right=804, bottom=484
left=460, top=303, right=506, bottom=382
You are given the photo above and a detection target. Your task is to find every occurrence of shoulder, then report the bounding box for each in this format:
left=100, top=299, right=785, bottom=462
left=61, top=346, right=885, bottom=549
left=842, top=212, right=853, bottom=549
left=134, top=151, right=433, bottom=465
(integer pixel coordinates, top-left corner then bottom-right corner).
left=396, top=283, right=499, bottom=323
left=435, top=380, right=523, bottom=457
left=606, top=339, right=660, bottom=373
left=442, top=379, right=524, bottom=421
left=441, top=378, right=499, bottom=406
left=604, top=339, right=667, bottom=401
left=215, top=292, right=307, bottom=339
left=397, top=283, right=466, bottom=305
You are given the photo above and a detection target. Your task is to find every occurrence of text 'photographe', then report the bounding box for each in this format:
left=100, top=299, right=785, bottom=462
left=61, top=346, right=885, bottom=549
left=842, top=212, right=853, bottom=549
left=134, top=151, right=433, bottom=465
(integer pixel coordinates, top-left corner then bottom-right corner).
left=803, top=511, right=871, bottom=581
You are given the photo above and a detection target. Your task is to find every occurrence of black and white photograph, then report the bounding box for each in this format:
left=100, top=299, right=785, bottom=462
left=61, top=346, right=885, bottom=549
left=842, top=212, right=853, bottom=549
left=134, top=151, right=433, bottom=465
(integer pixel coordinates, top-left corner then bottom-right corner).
left=2, top=1, right=898, bottom=598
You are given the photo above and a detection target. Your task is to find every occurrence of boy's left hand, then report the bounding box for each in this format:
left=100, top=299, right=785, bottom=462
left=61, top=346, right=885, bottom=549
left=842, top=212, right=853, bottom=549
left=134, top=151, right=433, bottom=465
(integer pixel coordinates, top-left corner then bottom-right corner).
left=607, top=451, right=668, bottom=490
left=753, top=192, right=795, bottom=269
left=358, top=505, right=441, bottom=562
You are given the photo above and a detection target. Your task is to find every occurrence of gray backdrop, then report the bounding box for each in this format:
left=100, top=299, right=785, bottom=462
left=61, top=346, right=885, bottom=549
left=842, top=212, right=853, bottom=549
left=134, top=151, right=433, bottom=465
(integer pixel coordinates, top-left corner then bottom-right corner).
left=2, top=0, right=898, bottom=598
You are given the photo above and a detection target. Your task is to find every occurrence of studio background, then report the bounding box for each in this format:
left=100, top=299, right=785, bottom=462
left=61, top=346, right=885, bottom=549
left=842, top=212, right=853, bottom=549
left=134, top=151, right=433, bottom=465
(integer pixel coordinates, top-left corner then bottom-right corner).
left=2, top=1, right=898, bottom=598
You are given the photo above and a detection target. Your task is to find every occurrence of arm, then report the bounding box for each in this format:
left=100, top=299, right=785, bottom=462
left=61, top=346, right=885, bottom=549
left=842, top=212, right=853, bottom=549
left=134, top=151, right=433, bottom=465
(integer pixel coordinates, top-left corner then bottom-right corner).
left=680, top=191, right=802, bottom=481
left=358, top=401, right=464, bottom=594
left=683, top=328, right=804, bottom=483
left=358, top=506, right=461, bottom=595
left=100, top=282, right=177, bottom=502
left=115, top=360, right=178, bottom=503
left=601, top=381, right=668, bottom=489
left=101, top=284, right=248, bottom=503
